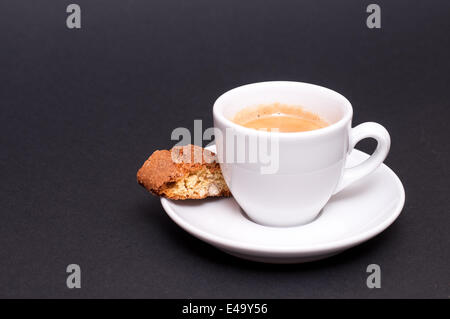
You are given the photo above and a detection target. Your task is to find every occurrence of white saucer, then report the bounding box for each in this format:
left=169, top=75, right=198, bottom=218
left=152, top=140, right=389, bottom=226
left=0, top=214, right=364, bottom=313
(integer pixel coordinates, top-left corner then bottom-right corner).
left=161, top=147, right=405, bottom=263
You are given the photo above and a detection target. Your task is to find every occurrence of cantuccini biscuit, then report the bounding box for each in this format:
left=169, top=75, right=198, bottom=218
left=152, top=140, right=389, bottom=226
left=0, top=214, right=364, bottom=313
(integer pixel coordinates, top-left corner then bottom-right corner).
left=137, top=144, right=231, bottom=200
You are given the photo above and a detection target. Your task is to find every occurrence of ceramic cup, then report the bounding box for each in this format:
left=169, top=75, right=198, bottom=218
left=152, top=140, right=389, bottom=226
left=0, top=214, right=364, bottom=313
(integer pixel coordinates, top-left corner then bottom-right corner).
left=213, top=81, right=391, bottom=227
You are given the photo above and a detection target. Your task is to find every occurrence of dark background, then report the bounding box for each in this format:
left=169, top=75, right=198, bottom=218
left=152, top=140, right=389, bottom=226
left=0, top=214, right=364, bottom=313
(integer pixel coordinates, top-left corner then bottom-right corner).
left=0, top=0, right=449, bottom=298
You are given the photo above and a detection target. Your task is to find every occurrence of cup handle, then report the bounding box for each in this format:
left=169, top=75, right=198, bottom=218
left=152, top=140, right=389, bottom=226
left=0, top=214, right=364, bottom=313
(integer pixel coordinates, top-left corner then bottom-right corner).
left=333, top=122, right=391, bottom=194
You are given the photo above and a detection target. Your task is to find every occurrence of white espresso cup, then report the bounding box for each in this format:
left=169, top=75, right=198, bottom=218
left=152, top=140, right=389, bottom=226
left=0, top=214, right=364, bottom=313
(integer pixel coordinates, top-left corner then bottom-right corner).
left=213, top=81, right=391, bottom=227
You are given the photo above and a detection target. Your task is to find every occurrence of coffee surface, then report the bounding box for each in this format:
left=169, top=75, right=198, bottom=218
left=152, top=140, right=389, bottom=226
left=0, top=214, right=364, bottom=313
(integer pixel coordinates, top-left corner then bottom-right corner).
left=233, top=103, right=329, bottom=132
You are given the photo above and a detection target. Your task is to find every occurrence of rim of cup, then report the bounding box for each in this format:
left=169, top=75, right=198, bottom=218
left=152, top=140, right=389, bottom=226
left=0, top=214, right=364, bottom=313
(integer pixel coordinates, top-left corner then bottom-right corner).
left=213, top=81, right=353, bottom=139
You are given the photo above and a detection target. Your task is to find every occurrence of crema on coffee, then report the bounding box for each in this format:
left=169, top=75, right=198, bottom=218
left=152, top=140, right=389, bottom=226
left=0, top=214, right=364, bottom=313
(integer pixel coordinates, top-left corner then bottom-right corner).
left=233, top=103, right=329, bottom=132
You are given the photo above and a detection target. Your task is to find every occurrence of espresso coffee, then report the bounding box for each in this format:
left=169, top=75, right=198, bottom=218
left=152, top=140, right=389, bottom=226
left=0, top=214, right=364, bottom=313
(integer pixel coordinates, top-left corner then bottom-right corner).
left=233, top=103, right=329, bottom=132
